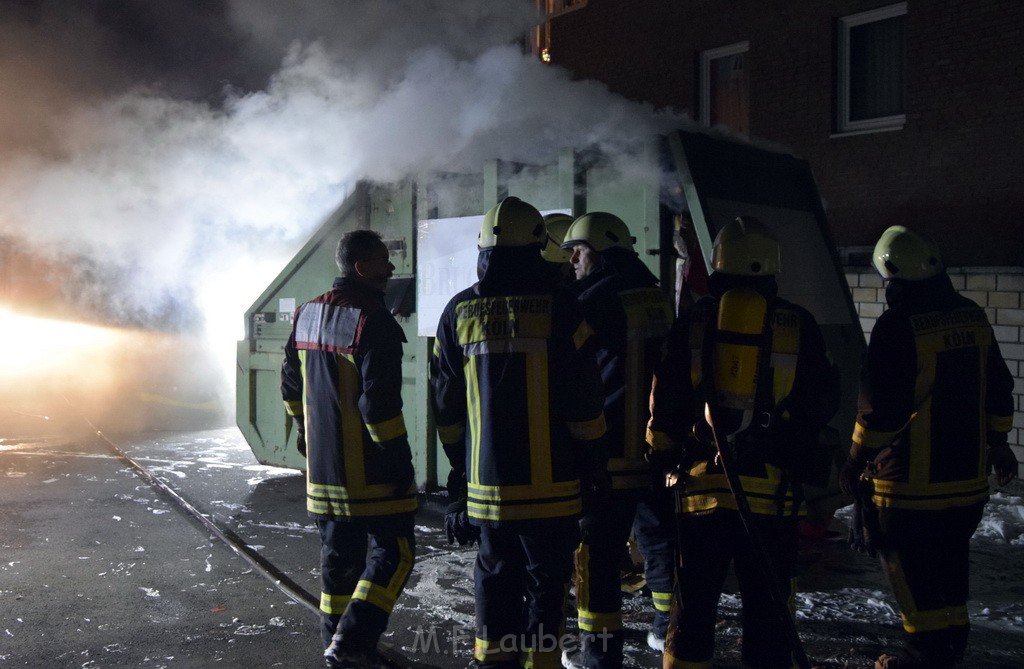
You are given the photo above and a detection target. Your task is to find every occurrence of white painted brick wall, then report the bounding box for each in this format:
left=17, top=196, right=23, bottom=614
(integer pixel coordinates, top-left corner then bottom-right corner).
left=845, top=267, right=1024, bottom=476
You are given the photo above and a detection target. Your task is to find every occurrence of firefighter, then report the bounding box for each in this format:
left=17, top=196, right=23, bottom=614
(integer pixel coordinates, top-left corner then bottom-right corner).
left=673, top=211, right=709, bottom=313
left=647, top=216, right=840, bottom=669
left=542, top=212, right=576, bottom=287
left=280, top=229, right=417, bottom=669
left=558, top=212, right=676, bottom=667
left=839, top=225, right=1016, bottom=669
left=430, top=197, right=609, bottom=669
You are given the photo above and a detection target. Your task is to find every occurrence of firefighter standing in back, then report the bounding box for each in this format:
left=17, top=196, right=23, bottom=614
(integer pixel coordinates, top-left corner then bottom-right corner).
left=646, top=216, right=839, bottom=669
left=430, top=197, right=609, bottom=669
left=541, top=212, right=576, bottom=288
left=839, top=225, right=1016, bottom=669
left=281, top=230, right=417, bottom=669
left=557, top=212, right=676, bottom=668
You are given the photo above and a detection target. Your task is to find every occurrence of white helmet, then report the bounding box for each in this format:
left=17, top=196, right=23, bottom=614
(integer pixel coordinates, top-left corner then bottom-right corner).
left=478, top=197, right=545, bottom=250
left=872, top=225, right=944, bottom=280
left=710, top=216, right=780, bottom=276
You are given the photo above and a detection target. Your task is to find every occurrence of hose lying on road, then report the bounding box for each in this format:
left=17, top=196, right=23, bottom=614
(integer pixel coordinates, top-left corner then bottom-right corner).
left=90, top=426, right=321, bottom=615
left=84, top=422, right=439, bottom=669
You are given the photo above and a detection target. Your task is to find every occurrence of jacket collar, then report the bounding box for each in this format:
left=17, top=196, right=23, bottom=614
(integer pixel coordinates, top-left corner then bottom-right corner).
left=334, top=276, right=385, bottom=302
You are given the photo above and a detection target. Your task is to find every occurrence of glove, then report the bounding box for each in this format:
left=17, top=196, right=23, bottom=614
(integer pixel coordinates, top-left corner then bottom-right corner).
left=446, top=468, right=468, bottom=500
left=664, top=466, right=690, bottom=490
left=989, top=443, right=1019, bottom=486
left=645, top=445, right=683, bottom=490
left=839, top=456, right=867, bottom=497
left=645, top=446, right=682, bottom=476
left=848, top=498, right=878, bottom=558
left=296, top=431, right=307, bottom=458
left=444, top=499, right=480, bottom=546
left=580, top=466, right=611, bottom=500
left=391, top=460, right=415, bottom=496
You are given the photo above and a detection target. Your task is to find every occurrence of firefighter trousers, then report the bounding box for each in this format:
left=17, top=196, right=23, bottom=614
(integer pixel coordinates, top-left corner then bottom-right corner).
left=474, top=517, right=580, bottom=669
left=665, top=509, right=799, bottom=669
left=632, top=485, right=676, bottom=637
left=876, top=502, right=984, bottom=669
left=317, top=513, right=416, bottom=650
left=573, top=488, right=643, bottom=669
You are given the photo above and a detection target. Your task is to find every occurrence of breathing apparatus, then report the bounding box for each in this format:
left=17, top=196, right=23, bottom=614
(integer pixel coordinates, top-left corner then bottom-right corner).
left=705, top=216, right=779, bottom=439
left=708, top=286, right=770, bottom=438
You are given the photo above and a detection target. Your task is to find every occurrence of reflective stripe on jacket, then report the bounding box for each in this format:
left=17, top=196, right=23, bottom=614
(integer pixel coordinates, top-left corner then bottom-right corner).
left=281, top=277, right=417, bottom=518
left=648, top=287, right=838, bottom=516
left=576, top=270, right=674, bottom=490
left=430, top=282, right=607, bottom=525
left=852, top=275, right=1014, bottom=511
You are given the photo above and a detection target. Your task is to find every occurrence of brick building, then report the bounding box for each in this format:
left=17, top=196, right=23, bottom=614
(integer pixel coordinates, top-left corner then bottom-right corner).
left=537, top=0, right=1024, bottom=456
left=540, top=0, right=1022, bottom=266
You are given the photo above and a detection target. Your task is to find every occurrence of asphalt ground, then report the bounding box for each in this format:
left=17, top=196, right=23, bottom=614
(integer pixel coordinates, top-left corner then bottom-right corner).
left=3, top=425, right=1022, bottom=668
left=0, top=425, right=662, bottom=669
left=1, top=428, right=322, bottom=668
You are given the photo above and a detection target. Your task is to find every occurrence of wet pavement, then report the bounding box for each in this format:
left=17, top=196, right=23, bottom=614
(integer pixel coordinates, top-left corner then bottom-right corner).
left=0, top=429, right=319, bottom=667
left=2, top=426, right=1022, bottom=668
left=0, top=426, right=657, bottom=669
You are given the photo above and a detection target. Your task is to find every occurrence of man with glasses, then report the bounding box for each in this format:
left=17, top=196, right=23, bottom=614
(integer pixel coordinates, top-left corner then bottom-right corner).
left=282, top=229, right=417, bottom=668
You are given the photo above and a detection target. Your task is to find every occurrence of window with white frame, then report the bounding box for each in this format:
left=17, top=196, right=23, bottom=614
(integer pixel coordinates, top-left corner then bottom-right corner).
left=837, top=2, right=906, bottom=134
left=700, top=41, right=750, bottom=135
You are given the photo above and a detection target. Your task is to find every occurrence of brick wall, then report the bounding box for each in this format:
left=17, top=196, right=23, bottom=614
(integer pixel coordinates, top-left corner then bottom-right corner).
left=845, top=267, right=1024, bottom=473
left=549, top=0, right=1024, bottom=267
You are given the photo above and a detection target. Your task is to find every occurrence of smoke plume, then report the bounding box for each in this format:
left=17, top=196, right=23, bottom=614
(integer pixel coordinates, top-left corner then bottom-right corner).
left=0, top=0, right=678, bottom=426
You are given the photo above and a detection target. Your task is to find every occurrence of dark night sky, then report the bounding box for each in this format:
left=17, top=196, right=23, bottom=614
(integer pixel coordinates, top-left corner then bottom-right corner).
left=2, top=0, right=272, bottom=101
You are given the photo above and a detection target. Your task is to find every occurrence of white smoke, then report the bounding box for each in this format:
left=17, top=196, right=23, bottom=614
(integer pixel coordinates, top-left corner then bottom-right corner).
left=0, top=0, right=680, bottom=418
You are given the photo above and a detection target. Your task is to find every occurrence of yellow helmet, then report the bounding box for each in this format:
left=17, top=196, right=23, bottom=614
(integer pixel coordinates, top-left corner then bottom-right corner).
left=478, top=197, right=545, bottom=250
left=541, top=213, right=573, bottom=263
left=561, top=212, right=635, bottom=252
left=872, top=225, right=944, bottom=280
left=711, top=216, right=780, bottom=276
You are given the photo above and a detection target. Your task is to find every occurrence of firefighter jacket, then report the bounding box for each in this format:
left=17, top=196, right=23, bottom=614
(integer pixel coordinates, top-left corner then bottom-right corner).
left=851, top=272, right=1014, bottom=511
left=430, top=246, right=608, bottom=525
left=281, top=277, right=417, bottom=519
left=574, top=249, right=674, bottom=490
left=647, top=273, right=840, bottom=516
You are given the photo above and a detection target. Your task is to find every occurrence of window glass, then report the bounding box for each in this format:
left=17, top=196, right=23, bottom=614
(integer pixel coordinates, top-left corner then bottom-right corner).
left=837, top=3, right=906, bottom=133
left=849, top=16, right=904, bottom=121
left=709, top=51, right=749, bottom=133
left=700, top=42, right=750, bottom=135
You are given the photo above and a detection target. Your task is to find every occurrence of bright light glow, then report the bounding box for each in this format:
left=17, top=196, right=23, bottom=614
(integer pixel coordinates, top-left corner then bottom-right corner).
left=0, top=306, right=132, bottom=379
left=192, top=253, right=293, bottom=397
left=0, top=305, right=228, bottom=432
